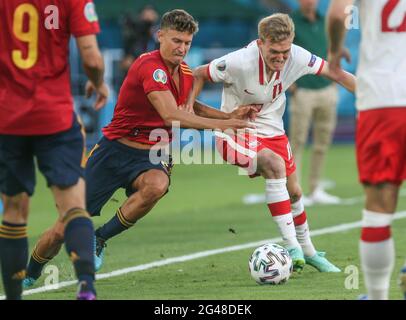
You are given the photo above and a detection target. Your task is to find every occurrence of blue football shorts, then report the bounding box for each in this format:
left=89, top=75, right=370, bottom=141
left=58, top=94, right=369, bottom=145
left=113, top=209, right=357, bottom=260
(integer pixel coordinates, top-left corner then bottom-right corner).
left=85, top=136, right=171, bottom=216
left=0, top=115, right=85, bottom=196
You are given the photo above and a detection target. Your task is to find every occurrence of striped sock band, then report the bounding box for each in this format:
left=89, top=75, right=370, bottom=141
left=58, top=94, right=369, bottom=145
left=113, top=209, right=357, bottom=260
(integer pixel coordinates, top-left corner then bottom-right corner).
left=0, top=222, right=27, bottom=239
left=31, top=247, right=51, bottom=264
left=360, top=209, right=394, bottom=300
left=291, top=199, right=316, bottom=257
left=95, top=208, right=136, bottom=241
left=265, top=178, right=299, bottom=249
left=116, top=208, right=135, bottom=228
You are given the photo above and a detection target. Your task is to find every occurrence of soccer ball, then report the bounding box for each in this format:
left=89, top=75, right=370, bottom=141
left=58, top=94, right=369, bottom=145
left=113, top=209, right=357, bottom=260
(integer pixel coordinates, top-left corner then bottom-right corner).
left=248, top=243, right=293, bottom=285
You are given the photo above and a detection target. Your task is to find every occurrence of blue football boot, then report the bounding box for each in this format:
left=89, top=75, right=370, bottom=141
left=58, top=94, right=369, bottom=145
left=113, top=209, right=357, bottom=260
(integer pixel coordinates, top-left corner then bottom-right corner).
left=287, top=247, right=305, bottom=273
left=305, top=251, right=341, bottom=272
left=22, top=276, right=37, bottom=289
left=94, top=236, right=107, bottom=272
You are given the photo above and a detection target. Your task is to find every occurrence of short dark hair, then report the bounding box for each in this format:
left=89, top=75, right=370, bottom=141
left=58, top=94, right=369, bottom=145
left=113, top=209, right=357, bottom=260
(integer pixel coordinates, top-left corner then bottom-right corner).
left=160, top=9, right=199, bottom=34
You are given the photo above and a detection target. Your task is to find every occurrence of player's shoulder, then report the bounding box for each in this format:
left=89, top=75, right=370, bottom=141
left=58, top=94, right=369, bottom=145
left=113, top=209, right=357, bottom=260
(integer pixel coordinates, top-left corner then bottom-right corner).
left=219, top=40, right=258, bottom=71
left=289, top=43, right=314, bottom=65
left=63, top=0, right=96, bottom=13
left=180, top=61, right=193, bottom=78
left=231, top=40, right=258, bottom=60
left=180, top=61, right=192, bottom=71
left=132, top=51, right=165, bottom=73
left=136, top=51, right=161, bottom=64
left=290, top=43, right=309, bottom=57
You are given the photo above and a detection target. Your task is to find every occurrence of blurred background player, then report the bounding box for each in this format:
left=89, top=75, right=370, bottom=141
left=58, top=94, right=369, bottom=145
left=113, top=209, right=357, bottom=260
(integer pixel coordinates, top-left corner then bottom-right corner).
left=120, top=5, right=160, bottom=75
left=22, top=9, right=256, bottom=286
left=0, top=0, right=108, bottom=300
left=328, top=0, right=406, bottom=300
left=191, top=13, right=355, bottom=272
left=289, top=0, right=340, bottom=205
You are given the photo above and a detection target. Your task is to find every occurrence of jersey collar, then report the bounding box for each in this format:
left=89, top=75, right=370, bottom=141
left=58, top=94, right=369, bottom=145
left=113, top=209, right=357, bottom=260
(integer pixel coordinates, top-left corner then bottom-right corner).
left=257, top=40, right=265, bottom=85
left=257, top=40, right=281, bottom=85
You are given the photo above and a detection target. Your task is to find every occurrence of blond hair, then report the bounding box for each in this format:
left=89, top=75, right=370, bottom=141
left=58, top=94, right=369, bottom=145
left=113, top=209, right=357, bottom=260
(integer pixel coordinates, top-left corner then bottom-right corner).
left=258, top=13, right=295, bottom=43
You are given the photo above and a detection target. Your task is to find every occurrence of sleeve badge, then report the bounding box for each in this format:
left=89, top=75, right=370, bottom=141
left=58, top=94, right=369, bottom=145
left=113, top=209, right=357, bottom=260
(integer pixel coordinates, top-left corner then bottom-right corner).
left=84, top=2, right=98, bottom=23
left=153, top=69, right=168, bottom=84
left=308, top=54, right=317, bottom=67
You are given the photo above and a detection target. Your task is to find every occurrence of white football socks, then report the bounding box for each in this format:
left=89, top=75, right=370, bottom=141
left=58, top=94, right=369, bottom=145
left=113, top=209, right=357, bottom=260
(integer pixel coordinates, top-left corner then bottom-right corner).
left=291, top=199, right=316, bottom=257
left=266, top=178, right=300, bottom=249
left=360, top=209, right=394, bottom=300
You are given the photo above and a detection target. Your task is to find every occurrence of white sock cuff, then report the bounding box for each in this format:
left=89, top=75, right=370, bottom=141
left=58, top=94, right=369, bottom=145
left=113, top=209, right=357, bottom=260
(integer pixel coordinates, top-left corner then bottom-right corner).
left=265, top=178, right=287, bottom=186
left=291, top=198, right=304, bottom=217
left=265, top=178, right=289, bottom=203
left=362, top=209, right=393, bottom=228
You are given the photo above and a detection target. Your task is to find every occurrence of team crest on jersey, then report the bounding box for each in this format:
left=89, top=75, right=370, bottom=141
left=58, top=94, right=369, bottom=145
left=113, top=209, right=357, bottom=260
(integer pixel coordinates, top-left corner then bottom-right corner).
left=84, top=2, right=98, bottom=23
left=308, top=54, right=317, bottom=67
left=216, top=60, right=226, bottom=72
left=153, top=69, right=168, bottom=84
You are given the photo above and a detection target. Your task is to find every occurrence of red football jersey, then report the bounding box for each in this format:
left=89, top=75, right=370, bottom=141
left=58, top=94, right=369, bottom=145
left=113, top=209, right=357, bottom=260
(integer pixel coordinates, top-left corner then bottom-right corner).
left=103, top=50, right=194, bottom=145
left=0, top=0, right=100, bottom=135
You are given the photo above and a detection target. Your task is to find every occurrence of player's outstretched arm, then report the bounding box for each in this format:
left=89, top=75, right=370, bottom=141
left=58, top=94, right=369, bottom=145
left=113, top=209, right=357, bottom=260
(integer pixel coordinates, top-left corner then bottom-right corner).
left=148, top=90, right=255, bottom=131
left=76, top=35, right=109, bottom=110
left=193, top=100, right=259, bottom=121
left=326, top=0, right=355, bottom=74
left=320, top=60, right=355, bottom=93
left=187, top=65, right=258, bottom=120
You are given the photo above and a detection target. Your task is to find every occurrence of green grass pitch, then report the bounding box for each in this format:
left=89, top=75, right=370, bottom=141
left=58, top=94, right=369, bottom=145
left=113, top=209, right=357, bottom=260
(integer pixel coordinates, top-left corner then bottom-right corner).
left=1, top=145, right=405, bottom=300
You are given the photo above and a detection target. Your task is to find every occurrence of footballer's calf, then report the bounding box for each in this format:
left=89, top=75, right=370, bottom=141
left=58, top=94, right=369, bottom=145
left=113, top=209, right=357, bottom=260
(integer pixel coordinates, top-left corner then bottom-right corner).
left=120, top=169, right=170, bottom=223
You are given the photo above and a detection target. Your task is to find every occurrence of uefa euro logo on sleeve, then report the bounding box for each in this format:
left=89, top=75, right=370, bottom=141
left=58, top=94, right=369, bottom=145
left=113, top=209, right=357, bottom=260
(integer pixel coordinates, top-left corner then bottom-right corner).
left=84, top=2, right=98, bottom=23
left=153, top=69, right=168, bottom=84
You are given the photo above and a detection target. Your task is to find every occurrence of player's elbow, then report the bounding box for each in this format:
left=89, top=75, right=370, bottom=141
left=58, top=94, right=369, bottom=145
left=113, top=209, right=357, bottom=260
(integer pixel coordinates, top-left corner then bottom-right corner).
left=193, top=65, right=207, bottom=80
left=163, top=110, right=186, bottom=127
left=82, top=51, right=104, bottom=72
left=163, top=116, right=175, bottom=127
left=159, top=112, right=174, bottom=127
left=327, top=9, right=346, bottom=25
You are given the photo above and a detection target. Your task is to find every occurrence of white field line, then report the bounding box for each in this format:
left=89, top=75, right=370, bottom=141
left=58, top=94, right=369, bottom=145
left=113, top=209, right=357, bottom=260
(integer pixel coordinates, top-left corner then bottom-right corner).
left=242, top=189, right=406, bottom=206
left=0, top=210, right=405, bottom=299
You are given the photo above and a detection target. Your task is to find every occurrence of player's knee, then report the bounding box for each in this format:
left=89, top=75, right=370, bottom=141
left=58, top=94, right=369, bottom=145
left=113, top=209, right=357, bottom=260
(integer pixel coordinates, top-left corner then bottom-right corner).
left=314, top=129, right=334, bottom=151
left=61, top=207, right=90, bottom=225
left=291, top=135, right=306, bottom=148
left=313, top=140, right=331, bottom=153
left=2, top=194, right=30, bottom=223
left=257, top=150, right=285, bottom=178
left=140, top=178, right=169, bottom=204
left=288, top=184, right=302, bottom=203
left=51, top=224, right=65, bottom=244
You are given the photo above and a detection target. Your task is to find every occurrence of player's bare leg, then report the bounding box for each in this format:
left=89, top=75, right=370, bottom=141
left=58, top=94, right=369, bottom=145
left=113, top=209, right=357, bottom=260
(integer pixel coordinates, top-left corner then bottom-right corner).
left=94, top=169, right=169, bottom=271
left=121, top=169, right=170, bottom=221
left=50, top=178, right=96, bottom=299
left=360, top=183, right=399, bottom=300
left=287, top=172, right=340, bottom=272
left=23, top=220, right=64, bottom=288
left=255, top=148, right=305, bottom=272
left=0, top=193, right=29, bottom=299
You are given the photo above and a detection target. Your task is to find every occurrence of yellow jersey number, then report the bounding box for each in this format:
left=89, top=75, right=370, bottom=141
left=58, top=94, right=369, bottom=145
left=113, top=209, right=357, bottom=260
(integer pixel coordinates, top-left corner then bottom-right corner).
left=12, top=3, right=39, bottom=69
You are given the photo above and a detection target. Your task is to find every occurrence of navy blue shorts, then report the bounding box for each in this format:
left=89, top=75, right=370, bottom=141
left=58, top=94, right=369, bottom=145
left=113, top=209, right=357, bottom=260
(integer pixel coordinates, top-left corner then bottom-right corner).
left=0, top=115, right=85, bottom=196
left=86, top=137, right=171, bottom=216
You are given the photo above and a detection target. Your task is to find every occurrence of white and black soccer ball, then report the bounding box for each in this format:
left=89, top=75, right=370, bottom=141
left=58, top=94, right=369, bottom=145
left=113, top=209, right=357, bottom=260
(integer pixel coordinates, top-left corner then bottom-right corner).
left=248, top=243, right=293, bottom=285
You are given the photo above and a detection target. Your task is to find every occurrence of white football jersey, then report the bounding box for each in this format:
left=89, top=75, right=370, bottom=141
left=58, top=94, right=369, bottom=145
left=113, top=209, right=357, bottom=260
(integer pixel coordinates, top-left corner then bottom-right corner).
left=208, top=40, right=324, bottom=137
left=357, top=0, right=406, bottom=110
